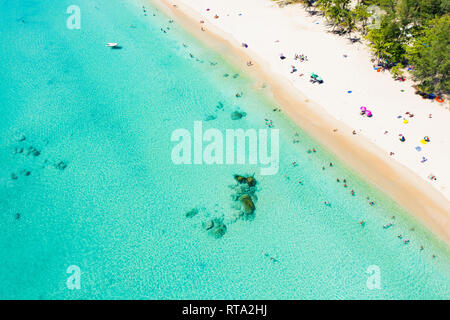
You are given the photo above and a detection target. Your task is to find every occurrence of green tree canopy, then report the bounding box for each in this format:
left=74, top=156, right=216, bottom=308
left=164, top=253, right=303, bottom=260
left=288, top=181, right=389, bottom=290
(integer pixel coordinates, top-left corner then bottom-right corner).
left=407, top=14, right=450, bottom=94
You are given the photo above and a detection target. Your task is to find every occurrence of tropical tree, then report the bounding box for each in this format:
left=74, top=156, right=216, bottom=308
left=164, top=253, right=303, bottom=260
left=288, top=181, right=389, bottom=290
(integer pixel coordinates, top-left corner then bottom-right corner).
left=366, top=15, right=407, bottom=63
left=353, top=3, right=372, bottom=35
left=407, top=14, right=450, bottom=94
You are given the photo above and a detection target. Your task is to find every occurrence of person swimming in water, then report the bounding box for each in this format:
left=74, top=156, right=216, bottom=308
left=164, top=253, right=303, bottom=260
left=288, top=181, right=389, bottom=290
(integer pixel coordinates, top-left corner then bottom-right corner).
left=262, top=251, right=279, bottom=263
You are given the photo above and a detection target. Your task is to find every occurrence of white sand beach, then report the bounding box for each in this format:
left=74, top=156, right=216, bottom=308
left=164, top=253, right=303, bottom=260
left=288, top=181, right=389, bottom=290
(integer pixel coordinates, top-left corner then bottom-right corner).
left=151, top=0, right=450, bottom=243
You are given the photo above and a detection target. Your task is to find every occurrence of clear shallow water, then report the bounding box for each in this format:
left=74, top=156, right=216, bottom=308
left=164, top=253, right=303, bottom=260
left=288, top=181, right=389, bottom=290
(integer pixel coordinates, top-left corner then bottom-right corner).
left=0, top=0, right=449, bottom=299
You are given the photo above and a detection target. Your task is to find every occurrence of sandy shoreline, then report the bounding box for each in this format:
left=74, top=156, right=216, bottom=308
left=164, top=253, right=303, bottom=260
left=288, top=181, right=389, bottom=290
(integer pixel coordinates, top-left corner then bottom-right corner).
left=149, top=0, right=450, bottom=245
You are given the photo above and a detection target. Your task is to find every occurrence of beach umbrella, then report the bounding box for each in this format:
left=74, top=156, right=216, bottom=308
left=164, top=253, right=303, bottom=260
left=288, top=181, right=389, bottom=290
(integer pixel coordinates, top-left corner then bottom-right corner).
left=360, top=106, right=367, bottom=112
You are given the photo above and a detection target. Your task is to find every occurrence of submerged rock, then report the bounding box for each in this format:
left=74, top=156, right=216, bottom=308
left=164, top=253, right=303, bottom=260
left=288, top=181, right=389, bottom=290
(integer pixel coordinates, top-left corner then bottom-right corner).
left=246, top=176, right=256, bottom=187
left=202, top=219, right=214, bottom=231
left=24, top=146, right=41, bottom=157
left=231, top=174, right=259, bottom=220
left=14, top=133, right=26, bottom=142
left=231, top=110, right=246, bottom=120
left=216, top=102, right=224, bottom=110
left=233, top=174, right=257, bottom=188
left=204, top=114, right=217, bottom=121
left=210, top=223, right=227, bottom=239
left=239, top=194, right=255, bottom=215
left=202, top=218, right=227, bottom=238
left=55, top=161, right=68, bottom=171
left=185, top=208, right=199, bottom=218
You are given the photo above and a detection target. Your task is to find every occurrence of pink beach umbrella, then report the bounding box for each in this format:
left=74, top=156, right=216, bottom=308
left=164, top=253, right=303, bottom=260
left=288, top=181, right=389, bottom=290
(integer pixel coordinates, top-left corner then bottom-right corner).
left=366, top=110, right=372, bottom=117
left=360, top=106, right=367, bottom=112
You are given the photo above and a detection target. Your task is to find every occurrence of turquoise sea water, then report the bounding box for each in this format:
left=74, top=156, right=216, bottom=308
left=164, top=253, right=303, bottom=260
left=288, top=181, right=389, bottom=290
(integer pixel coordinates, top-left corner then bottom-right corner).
left=0, top=0, right=449, bottom=299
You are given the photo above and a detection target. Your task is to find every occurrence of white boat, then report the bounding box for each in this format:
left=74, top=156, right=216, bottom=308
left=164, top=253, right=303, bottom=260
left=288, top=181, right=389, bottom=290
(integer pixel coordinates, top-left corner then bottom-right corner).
left=106, top=42, right=118, bottom=47
left=383, top=222, right=393, bottom=229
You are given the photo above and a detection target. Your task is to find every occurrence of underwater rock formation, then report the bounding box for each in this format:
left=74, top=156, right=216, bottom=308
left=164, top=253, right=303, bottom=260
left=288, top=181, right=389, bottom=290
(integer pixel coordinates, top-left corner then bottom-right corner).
left=239, top=194, right=255, bottom=215
left=202, top=219, right=214, bottom=230
left=233, top=174, right=257, bottom=188
left=234, top=174, right=245, bottom=183
left=203, top=218, right=227, bottom=239
left=210, top=223, right=227, bottom=239
left=7, top=133, right=70, bottom=187
left=185, top=208, right=199, bottom=218
left=184, top=207, right=227, bottom=239
left=216, top=101, right=224, bottom=110
left=55, top=161, right=68, bottom=171
left=231, top=174, right=258, bottom=220
left=14, top=133, right=26, bottom=142
left=246, top=176, right=256, bottom=187
left=183, top=174, right=259, bottom=239
left=204, top=114, right=217, bottom=121
left=25, top=146, right=40, bottom=157
left=230, top=110, right=247, bottom=120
